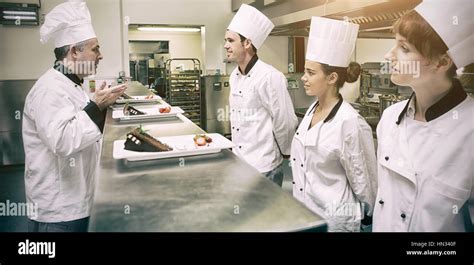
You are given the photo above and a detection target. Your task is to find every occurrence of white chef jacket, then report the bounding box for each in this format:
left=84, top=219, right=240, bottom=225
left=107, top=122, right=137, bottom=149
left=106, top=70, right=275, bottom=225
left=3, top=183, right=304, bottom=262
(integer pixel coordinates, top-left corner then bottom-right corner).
left=22, top=67, right=102, bottom=222
left=229, top=58, right=298, bottom=173
left=373, top=80, right=474, bottom=232
left=291, top=97, right=377, bottom=232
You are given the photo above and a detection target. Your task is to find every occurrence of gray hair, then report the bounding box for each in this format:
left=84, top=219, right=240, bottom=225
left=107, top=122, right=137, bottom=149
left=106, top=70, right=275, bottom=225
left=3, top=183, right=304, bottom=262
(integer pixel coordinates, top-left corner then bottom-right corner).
left=54, top=40, right=89, bottom=61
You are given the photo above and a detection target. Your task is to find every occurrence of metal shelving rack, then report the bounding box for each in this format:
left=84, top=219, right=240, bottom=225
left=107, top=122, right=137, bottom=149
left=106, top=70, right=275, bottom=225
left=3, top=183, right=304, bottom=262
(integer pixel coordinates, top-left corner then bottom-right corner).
left=165, top=58, right=202, bottom=126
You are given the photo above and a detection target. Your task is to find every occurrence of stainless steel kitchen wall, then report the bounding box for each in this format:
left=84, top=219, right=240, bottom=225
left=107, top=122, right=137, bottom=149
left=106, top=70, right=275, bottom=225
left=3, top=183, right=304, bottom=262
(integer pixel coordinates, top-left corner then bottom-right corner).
left=0, top=80, right=35, bottom=166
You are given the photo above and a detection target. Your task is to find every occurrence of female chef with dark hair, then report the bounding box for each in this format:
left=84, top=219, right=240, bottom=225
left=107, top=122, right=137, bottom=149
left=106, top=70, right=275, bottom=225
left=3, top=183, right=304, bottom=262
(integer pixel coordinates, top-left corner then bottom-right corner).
left=373, top=0, right=473, bottom=232
left=291, top=17, right=377, bottom=232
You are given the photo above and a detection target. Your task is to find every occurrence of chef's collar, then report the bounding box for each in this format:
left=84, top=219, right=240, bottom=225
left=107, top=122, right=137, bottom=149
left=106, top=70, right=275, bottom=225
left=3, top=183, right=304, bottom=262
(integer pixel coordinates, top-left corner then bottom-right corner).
left=53, top=61, right=84, bottom=86
left=308, top=93, right=344, bottom=123
left=396, top=79, right=467, bottom=125
left=238, top=54, right=258, bottom=75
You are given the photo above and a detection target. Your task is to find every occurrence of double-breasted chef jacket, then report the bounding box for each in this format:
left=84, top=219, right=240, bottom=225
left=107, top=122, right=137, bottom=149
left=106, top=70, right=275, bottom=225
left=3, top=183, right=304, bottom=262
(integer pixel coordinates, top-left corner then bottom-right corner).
left=373, top=79, right=474, bottom=232
left=229, top=55, right=298, bottom=173
left=291, top=95, right=377, bottom=232
left=22, top=63, right=106, bottom=222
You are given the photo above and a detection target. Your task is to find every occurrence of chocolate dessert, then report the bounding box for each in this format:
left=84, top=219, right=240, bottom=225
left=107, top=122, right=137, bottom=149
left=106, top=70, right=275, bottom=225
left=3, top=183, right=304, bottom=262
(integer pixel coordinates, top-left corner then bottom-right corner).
left=123, top=103, right=145, bottom=116
left=124, top=127, right=173, bottom=152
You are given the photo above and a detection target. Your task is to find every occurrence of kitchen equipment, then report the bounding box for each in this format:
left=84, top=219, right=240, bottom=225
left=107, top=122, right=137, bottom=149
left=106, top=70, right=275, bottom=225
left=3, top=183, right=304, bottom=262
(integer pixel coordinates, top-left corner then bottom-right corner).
left=202, top=75, right=231, bottom=137
left=378, top=94, right=395, bottom=116
left=165, top=58, right=202, bottom=126
left=378, top=94, right=409, bottom=116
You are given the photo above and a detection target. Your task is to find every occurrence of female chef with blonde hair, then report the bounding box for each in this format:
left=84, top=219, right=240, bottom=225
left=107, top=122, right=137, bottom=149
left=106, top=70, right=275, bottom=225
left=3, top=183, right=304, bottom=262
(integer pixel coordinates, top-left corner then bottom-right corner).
left=373, top=0, right=473, bottom=232
left=291, top=17, right=377, bottom=232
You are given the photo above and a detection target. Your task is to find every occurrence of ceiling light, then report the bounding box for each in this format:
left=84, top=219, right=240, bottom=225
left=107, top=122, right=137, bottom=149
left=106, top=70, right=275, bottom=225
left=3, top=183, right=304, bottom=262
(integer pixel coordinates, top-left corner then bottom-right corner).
left=359, top=26, right=393, bottom=32
left=137, top=27, right=200, bottom=32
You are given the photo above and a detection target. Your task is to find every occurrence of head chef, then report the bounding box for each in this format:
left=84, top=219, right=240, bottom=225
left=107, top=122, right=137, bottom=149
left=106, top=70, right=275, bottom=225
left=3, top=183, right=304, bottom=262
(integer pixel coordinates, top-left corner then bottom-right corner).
left=224, top=4, right=298, bottom=187
left=22, top=0, right=125, bottom=232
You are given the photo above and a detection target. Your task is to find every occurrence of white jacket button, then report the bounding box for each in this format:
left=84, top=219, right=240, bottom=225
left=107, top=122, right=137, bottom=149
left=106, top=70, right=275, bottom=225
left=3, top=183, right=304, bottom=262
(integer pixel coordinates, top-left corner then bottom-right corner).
left=401, top=213, right=406, bottom=219
left=379, top=199, right=384, bottom=205
left=385, top=156, right=389, bottom=161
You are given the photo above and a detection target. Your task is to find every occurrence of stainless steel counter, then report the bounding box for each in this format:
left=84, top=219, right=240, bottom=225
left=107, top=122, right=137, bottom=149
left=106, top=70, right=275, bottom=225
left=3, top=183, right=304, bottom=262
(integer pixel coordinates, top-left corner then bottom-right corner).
left=89, top=89, right=326, bottom=232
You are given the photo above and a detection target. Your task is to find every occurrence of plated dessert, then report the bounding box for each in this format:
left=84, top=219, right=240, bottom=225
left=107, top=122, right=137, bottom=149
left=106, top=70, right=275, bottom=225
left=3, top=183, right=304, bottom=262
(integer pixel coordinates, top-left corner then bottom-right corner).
left=123, top=103, right=145, bottom=116
left=124, top=126, right=173, bottom=152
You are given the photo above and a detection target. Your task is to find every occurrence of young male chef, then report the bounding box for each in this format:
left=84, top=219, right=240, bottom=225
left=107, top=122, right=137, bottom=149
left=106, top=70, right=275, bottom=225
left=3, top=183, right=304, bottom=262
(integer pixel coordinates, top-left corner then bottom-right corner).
left=224, top=4, right=298, bottom=186
left=22, top=0, right=126, bottom=232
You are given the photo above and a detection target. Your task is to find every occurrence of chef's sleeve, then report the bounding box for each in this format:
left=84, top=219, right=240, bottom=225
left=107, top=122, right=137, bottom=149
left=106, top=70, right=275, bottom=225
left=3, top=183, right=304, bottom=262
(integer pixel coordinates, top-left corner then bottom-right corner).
left=258, top=71, right=298, bottom=155
left=83, top=101, right=107, bottom=133
left=34, top=89, right=102, bottom=157
left=340, top=117, right=378, bottom=216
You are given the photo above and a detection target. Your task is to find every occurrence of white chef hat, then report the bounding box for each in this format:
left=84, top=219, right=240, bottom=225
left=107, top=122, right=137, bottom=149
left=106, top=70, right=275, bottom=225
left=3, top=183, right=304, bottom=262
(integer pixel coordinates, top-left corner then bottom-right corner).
left=40, top=0, right=96, bottom=48
left=415, top=0, right=473, bottom=68
left=227, top=4, right=274, bottom=50
left=306, top=17, right=359, bottom=67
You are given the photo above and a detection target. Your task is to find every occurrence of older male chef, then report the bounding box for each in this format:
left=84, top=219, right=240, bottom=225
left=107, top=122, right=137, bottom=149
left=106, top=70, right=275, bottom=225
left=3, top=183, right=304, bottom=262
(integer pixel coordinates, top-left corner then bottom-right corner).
left=22, top=0, right=126, bottom=232
left=225, top=4, right=298, bottom=186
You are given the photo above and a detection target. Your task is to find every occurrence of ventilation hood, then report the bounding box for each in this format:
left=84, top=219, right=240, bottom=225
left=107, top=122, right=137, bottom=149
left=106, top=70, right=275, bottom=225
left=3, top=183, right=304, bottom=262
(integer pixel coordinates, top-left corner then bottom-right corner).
left=247, top=0, right=422, bottom=38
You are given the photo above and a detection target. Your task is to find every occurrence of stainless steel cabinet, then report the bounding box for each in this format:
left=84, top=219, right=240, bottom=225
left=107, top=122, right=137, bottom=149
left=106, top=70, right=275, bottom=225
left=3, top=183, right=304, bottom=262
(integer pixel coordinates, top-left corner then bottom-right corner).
left=202, top=75, right=231, bottom=137
left=0, top=80, right=35, bottom=165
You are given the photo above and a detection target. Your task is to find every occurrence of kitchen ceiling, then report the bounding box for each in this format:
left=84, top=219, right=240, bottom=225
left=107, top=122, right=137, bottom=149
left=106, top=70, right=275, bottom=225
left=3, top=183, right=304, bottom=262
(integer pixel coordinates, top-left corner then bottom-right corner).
left=233, top=0, right=422, bottom=38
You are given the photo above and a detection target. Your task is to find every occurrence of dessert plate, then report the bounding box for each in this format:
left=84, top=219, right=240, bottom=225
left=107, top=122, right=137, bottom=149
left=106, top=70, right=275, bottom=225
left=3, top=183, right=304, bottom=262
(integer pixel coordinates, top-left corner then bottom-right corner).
left=112, top=105, right=184, bottom=121
left=115, top=95, right=162, bottom=104
left=113, top=133, right=234, bottom=161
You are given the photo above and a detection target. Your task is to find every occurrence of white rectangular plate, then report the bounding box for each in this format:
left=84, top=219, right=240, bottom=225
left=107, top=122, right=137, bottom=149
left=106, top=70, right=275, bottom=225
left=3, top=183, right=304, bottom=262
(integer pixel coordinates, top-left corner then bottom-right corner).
left=112, top=106, right=184, bottom=121
left=113, top=133, right=235, bottom=161
left=109, top=99, right=168, bottom=110
left=115, top=95, right=162, bottom=104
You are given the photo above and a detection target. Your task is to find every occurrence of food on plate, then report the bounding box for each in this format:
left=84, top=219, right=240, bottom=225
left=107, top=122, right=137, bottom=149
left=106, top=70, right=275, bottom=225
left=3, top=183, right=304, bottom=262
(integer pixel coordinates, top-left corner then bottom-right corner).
left=123, top=103, right=145, bottom=116
left=193, top=134, right=212, bottom=146
left=159, top=106, right=171, bottom=113
left=124, top=126, right=173, bottom=152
